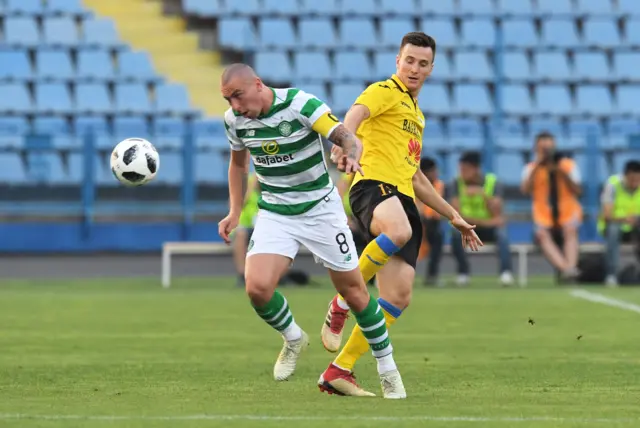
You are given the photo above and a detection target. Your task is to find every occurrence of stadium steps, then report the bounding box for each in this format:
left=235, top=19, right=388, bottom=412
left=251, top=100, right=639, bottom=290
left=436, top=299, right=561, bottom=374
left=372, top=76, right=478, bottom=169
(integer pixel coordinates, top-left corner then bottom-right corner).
left=81, top=0, right=227, bottom=116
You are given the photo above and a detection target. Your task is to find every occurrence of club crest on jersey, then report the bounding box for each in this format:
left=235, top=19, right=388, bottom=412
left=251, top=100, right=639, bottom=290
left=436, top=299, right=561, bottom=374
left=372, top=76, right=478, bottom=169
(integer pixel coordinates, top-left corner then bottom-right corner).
left=262, top=140, right=279, bottom=155
left=278, top=121, right=293, bottom=137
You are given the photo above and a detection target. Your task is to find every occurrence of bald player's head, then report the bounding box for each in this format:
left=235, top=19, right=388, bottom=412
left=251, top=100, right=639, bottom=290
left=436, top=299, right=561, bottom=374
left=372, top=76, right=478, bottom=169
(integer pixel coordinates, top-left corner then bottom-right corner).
left=220, top=63, right=270, bottom=119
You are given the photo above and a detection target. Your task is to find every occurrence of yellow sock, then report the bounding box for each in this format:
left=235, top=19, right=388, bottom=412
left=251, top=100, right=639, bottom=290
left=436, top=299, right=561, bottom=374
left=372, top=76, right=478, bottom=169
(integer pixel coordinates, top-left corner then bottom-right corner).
left=337, top=234, right=401, bottom=305
left=334, top=300, right=402, bottom=371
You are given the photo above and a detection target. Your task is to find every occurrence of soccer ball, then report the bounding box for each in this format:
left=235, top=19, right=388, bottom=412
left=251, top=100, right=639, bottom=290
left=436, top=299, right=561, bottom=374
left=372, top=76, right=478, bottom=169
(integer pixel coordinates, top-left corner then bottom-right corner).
left=110, top=138, right=160, bottom=186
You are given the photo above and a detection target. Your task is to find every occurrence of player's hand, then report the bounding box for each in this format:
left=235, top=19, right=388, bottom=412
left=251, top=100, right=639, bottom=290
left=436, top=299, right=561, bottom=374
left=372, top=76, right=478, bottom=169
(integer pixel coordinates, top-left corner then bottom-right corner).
left=450, top=214, right=483, bottom=251
left=218, top=213, right=239, bottom=244
left=330, top=145, right=344, bottom=164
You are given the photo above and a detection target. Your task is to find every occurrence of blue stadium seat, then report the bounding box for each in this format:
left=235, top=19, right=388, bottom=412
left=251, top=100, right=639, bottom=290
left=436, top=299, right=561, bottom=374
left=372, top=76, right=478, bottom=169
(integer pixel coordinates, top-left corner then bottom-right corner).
left=33, top=117, right=75, bottom=148
left=619, top=0, right=640, bottom=15
left=502, top=19, right=539, bottom=48
left=380, top=18, right=416, bottom=48
left=43, top=17, right=78, bottom=47
left=83, top=18, right=122, bottom=48
left=418, top=19, right=457, bottom=48
left=625, top=19, right=640, bottom=47
left=74, top=116, right=110, bottom=146
left=616, top=85, right=640, bottom=115
left=576, top=0, right=614, bottom=15
left=583, top=18, right=620, bottom=48
left=293, top=52, right=332, bottom=82
left=613, top=152, right=640, bottom=173
left=27, top=153, right=67, bottom=184
left=0, top=49, right=32, bottom=81
left=502, top=84, right=533, bottom=116
left=335, top=51, right=372, bottom=81
left=153, top=116, right=185, bottom=150
left=430, top=53, right=452, bottom=81
left=453, top=84, right=493, bottom=115
left=423, top=119, right=448, bottom=151
left=529, top=118, right=565, bottom=140
left=218, top=18, right=257, bottom=50
left=576, top=85, right=612, bottom=116
left=298, top=0, right=339, bottom=15
left=155, top=153, right=183, bottom=184
left=373, top=52, right=397, bottom=80
left=418, top=83, right=451, bottom=115
left=332, top=83, right=364, bottom=114
left=298, top=83, right=330, bottom=104
left=534, top=84, right=572, bottom=115
left=419, top=0, right=455, bottom=15
left=449, top=118, right=484, bottom=149
left=613, top=52, right=640, bottom=81
left=495, top=153, right=526, bottom=185
left=607, top=118, right=640, bottom=149
left=155, top=83, right=197, bottom=116
left=67, top=153, right=102, bottom=184
left=340, top=0, right=377, bottom=15
left=566, top=119, right=605, bottom=149
left=491, top=118, right=529, bottom=150
left=115, top=83, right=151, bottom=115
left=75, top=83, right=112, bottom=114
left=113, top=116, right=150, bottom=141
left=254, top=51, right=291, bottom=84
left=195, top=152, right=226, bottom=184
left=541, top=19, right=580, bottom=47
left=46, top=0, right=91, bottom=17
left=77, top=49, right=114, bottom=81
left=224, top=0, right=260, bottom=15
left=454, top=52, right=493, bottom=81
left=258, top=18, right=297, bottom=49
left=503, top=52, right=531, bottom=81
left=0, top=117, right=28, bottom=148
left=262, top=0, right=300, bottom=15
left=574, top=153, right=609, bottom=183
left=574, top=52, right=610, bottom=82
left=118, top=51, right=160, bottom=83
left=298, top=18, right=336, bottom=49
left=458, top=0, right=496, bottom=15
left=193, top=118, right=227, bottom=149
left=36, top=49, right=73, bottom=81
left=183, top=0, right=221, bottom=17
left=536, top=0, right=574, bottom=15
left=0, top=83, right=32, bottom=114
left=497, top=0, right=534, bottom=15
left=6, top=0, right=42, bottom=15
left=4, top=17, right=40, bottom=47
left=460, top=19, right=496, bottom=48
left=339, top=18, right=378, bottom=49
left=35, top=82, right=73, bottom=114
left=534, top=51, right=571, bottom=81
left=0, top=153, right=27, bottom=183
left=380, top=0, right=415, bottom=15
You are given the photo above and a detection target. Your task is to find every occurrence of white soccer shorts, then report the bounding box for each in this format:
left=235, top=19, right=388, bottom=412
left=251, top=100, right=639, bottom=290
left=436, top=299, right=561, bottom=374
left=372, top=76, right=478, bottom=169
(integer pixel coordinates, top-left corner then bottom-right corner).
left=247, top=187, right=359, bottom=272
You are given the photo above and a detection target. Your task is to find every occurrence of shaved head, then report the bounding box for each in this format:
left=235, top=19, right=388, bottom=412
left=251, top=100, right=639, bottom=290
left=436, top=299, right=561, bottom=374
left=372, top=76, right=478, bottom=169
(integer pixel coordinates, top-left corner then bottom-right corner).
left=220, top=63, right=271, bottom=119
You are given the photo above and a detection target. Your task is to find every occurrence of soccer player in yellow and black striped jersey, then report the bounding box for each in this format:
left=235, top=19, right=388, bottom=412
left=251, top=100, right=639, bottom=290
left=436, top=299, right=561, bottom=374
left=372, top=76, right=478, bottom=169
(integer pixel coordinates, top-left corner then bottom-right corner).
left=318, top=32, right=484, bottom=398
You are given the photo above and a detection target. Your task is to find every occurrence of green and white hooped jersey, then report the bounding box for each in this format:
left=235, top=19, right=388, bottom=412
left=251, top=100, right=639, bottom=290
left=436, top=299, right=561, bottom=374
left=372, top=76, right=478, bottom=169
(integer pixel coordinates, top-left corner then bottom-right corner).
left=224, top=88, right=336, bottom=216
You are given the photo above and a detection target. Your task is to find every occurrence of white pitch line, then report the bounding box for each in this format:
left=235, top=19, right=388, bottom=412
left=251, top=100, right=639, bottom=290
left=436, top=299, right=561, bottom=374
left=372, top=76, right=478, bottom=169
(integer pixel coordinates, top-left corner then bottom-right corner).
left=0, top=413, right=636, bottom=424
left=570, top=289, right=640, bottom=314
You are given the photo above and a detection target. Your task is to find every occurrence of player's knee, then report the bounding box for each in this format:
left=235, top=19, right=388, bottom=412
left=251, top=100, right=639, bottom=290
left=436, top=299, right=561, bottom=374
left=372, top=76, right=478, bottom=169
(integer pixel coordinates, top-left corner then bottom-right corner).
left=244, top=273, right=277, bottom=307
left=562, top=224, right=577, bottom=238
left=382, top=221, right=412, bottom=247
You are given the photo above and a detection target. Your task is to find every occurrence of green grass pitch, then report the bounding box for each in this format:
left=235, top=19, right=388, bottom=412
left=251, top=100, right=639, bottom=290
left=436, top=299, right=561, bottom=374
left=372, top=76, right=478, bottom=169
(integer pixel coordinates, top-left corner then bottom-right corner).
left=0, top=277, right=639, bottom=428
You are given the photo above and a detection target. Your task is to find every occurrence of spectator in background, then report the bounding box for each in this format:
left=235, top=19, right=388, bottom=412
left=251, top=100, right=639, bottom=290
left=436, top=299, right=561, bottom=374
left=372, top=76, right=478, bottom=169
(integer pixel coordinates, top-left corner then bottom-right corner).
left=416, top=157, right=445, bottom=286
left=521, top=132, right=582, bottom=283
left=598, top=160, right=640, bottom=287
left=448, top=151, right=513, bottom=286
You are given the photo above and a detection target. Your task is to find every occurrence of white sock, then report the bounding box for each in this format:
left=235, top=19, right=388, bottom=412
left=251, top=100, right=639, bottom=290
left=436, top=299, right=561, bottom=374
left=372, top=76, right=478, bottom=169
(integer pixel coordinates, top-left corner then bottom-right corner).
left=336, top=295, right=350, bottom=311
left=376, top=353, right=397, bottom=374
left=281, top=321, right=302, bottom=342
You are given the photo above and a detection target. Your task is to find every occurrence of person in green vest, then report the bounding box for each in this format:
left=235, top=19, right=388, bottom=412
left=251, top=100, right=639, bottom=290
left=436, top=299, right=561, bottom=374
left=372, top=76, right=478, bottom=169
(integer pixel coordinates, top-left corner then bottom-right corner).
left=232, top=171, right=261, bottom=287
left=448, top=151, right=513, bottom=286
left=598, top=160, right=640, bottom=287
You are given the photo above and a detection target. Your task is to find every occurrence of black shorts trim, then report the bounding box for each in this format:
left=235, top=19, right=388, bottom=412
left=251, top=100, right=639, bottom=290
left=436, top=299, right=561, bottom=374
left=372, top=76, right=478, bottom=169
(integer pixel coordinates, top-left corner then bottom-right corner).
left=349, top=179, right=423, bottom=268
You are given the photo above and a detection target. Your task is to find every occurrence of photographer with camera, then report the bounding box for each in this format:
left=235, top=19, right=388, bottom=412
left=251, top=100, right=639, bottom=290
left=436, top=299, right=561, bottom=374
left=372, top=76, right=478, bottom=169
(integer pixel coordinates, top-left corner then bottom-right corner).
left=521, top=132, right=583, bottom=283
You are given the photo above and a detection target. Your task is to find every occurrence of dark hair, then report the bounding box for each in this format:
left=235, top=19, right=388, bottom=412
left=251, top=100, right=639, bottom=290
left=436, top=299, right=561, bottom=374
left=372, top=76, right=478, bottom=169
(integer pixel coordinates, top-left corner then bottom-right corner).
left=420, top=157, right=437, bottom=172
left=534, top=131, right=555, bottom=146
left=624, top=160, right=640, bottom=174
left=459, top=151, right=481, bottom=167
left=400, top=32, right=436, bottom=59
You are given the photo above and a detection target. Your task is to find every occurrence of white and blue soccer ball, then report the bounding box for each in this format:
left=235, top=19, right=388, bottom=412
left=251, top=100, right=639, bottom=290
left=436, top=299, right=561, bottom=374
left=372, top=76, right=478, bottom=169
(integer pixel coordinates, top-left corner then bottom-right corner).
left=110, top=138, right=160, bottom=186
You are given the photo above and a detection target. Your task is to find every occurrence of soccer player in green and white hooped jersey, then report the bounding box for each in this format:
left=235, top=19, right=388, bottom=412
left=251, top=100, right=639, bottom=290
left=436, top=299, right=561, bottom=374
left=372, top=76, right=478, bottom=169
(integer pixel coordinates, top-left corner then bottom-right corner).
left=218, top=63, right=406, bottom=399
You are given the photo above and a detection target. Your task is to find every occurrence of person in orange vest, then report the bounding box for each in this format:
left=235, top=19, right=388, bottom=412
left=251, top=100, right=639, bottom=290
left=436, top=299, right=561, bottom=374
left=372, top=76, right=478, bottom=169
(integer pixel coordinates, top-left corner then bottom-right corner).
left=416, top=157, right=445, bottom=286
left=521, top=132, right=583, bottom=282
